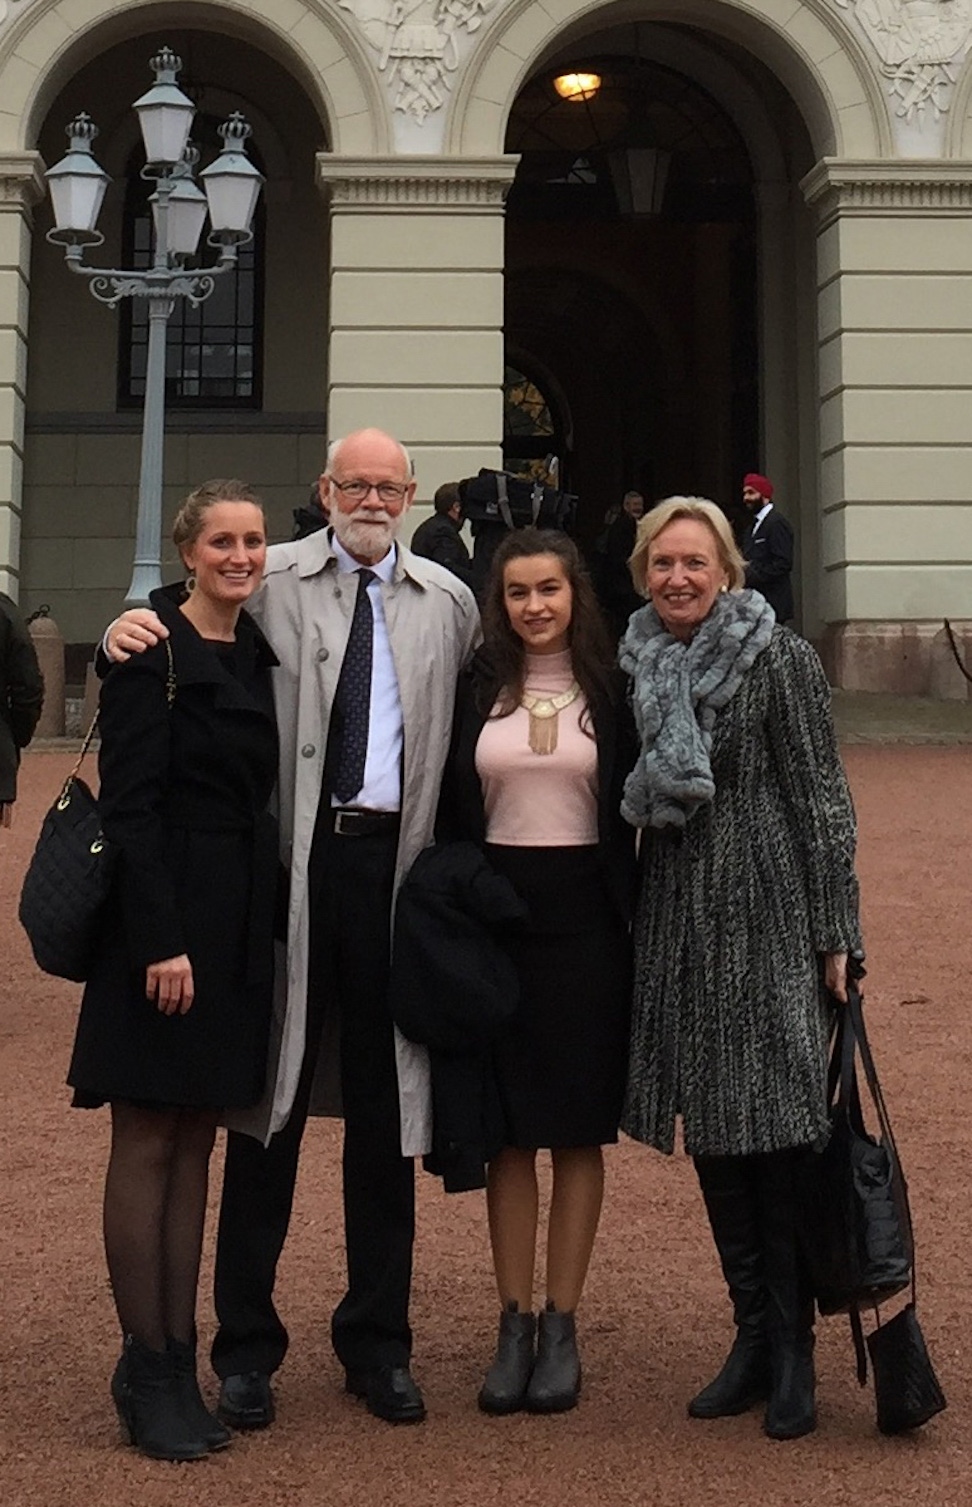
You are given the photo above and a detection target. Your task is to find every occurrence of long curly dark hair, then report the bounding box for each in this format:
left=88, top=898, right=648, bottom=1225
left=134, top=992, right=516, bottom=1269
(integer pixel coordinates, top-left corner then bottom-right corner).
left=477, top=528, right=617, bottom=727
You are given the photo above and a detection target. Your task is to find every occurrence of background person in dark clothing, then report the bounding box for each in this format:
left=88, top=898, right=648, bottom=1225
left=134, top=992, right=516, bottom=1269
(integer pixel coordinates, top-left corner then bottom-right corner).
left=599, top=490, right=645, bottom=639
left=0, top=592, right=43, bottom=828
left=292, top=478, right=330, bottom=540
left=741, top=473, right=794, bottom=623
left=409, top=482, right=475, bottom=588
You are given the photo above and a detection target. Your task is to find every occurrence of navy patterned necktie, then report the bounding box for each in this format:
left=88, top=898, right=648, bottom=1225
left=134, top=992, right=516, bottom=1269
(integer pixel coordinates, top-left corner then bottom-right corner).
left=333, top=568, right=377, bottom=803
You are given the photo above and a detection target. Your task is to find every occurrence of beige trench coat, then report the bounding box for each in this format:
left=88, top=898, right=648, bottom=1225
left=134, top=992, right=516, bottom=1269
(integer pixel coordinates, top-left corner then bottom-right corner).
left=225, top=530, right=480, bottom=1153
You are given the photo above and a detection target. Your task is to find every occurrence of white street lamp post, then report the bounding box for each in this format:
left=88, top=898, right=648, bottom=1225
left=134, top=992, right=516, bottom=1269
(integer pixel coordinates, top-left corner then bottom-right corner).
left=44, top=47, right=264, bottom=605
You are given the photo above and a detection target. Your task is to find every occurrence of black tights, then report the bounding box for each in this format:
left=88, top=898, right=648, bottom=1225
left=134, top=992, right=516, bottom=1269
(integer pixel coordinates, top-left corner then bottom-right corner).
left=104, top=1102, right=218, bottom=1351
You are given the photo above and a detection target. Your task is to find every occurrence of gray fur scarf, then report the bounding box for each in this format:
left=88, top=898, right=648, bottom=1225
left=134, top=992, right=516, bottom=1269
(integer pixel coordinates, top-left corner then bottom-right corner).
left=618, top=589, right=776, bottom=829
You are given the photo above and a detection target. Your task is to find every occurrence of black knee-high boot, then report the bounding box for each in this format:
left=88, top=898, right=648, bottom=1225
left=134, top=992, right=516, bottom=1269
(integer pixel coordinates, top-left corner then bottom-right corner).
left=689, top=1155, right=771, bottom=1419
left=754, top=1151, right=816, bottom=1441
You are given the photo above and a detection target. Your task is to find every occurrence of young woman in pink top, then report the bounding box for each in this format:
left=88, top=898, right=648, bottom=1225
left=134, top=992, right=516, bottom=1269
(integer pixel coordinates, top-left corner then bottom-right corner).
left=439, top=528, right=636, bottom=1415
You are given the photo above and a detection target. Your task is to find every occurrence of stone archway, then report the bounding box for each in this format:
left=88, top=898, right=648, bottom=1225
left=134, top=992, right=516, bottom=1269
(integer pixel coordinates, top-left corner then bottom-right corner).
left=448, top=0, right=889, bottom=160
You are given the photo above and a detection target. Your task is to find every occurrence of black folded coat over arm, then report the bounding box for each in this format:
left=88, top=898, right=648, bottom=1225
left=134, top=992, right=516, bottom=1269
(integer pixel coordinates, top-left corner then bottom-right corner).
left=390, top=840, right=529, bottom=1192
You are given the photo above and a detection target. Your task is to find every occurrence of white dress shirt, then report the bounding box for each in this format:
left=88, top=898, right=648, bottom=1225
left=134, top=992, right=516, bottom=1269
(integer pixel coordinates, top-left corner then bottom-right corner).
left=750, top=501, right=773, bottom=536
left=330, top=535, right=403, bottom=811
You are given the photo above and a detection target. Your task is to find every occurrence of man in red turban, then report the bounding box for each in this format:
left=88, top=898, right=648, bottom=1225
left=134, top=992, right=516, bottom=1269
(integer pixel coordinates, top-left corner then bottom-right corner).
left=741, top=473, right=794, bottom=624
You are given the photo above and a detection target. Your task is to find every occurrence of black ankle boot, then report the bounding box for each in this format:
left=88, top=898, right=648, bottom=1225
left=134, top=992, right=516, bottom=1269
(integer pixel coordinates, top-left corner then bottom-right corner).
left=688, top=1329, right=772, bottom=1419
left=478, top=1302, right=536, bottom=1415
left=690, top=1156, right=771, bottom=1419
left=525, top=1302, right=581, bottom=1413
left=113, top=1335, right=210, bottom=1461
left=168, top=1335, right=232, bottom=1451
left=763, top=1334, right=816, bottom=1440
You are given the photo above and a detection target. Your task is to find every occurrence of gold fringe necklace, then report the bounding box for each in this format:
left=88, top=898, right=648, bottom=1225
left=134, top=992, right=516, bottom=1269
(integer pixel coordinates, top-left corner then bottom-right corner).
left=520, top=680, right=581, bottom=755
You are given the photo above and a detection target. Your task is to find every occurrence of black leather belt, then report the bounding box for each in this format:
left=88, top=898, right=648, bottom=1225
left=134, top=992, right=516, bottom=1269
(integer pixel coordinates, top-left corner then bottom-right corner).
left=332, top=807, right=401, bottom=838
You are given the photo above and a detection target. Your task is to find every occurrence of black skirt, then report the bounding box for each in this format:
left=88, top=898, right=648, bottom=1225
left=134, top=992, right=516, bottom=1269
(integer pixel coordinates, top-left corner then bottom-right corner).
left=485, top=844, right=631, bottom=1150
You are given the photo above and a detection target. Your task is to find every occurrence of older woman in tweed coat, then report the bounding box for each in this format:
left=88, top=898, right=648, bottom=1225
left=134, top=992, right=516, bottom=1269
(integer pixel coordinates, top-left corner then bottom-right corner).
left=619, top=497, right=861, bottom=1443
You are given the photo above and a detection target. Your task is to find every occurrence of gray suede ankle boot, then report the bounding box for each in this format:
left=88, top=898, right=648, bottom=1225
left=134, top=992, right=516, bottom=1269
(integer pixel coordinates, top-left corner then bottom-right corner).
left=478, top=1302, right=536, bottom=1415
left=525, top=1302, right=581, bottom=1414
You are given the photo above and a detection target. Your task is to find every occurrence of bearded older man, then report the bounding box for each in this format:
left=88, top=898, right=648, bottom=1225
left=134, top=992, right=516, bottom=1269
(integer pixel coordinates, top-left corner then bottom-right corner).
left=105, top=429, right=481, bottom=1426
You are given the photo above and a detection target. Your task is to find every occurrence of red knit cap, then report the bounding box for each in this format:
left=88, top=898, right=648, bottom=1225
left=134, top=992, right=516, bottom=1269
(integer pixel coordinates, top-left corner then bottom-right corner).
left=744, top=472, right=773, bottom=500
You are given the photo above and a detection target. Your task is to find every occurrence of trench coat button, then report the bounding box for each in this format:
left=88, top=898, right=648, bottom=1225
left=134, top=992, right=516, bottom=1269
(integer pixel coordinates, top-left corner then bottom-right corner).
left=316, top=647, right=329, bottom=662
left=301, top=743, right=316, bottom=758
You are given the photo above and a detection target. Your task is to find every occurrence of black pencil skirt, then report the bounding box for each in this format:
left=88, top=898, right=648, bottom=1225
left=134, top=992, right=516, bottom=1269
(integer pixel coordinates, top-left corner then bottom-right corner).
left=485, top=843, right=631, bottom=1150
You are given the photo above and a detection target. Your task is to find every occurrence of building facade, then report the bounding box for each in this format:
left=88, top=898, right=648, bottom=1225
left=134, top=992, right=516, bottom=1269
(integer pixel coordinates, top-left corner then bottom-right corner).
left=1, top=0, right=971, bottom=691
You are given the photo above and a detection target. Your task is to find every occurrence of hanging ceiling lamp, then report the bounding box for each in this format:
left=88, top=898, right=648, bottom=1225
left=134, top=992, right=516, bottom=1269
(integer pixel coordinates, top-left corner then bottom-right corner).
left=553, top=72, right=602, bottom=103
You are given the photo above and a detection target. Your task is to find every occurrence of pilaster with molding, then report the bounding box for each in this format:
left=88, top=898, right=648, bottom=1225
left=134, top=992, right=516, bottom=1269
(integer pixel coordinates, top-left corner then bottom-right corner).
left=0, top=153, right=43, bottom=598
left=317, top=154, right=517, bottom=500
left=802, top=158, right=972, bottom=697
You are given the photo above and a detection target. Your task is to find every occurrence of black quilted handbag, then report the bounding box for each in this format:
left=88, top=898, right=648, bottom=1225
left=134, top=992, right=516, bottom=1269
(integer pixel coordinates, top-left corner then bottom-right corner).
left=18, top=644, right=174, bottom=982
left=867, top=1301, right=946, bottom=1434
left=797, top=980, right=912, bottom=1317
left=798, top=977, right=945, bottom=1432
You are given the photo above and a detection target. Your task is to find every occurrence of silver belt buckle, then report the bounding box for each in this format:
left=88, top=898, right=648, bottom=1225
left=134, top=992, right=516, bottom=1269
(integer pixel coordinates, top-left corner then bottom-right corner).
left=334, top=809, right=357, bottom=836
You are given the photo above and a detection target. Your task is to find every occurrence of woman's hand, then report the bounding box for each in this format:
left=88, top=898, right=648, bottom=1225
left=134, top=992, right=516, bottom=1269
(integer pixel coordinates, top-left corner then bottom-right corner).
left=107, top=609, right=168, bottom=662
left=146, top=955, right=194, bottom=1015
left=824, top=951, right=849, bottom=1003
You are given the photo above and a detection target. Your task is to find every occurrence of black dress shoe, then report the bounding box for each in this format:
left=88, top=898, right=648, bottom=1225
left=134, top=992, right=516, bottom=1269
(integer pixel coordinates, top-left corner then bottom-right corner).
left=217, top=1371, right=275, bottom=1430
left=345, top=1366, right=426, bottom=1424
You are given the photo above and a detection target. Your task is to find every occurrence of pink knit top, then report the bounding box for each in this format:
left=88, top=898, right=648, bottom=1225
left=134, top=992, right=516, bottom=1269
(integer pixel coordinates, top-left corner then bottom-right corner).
left=475, top=650, right=599, bottom=846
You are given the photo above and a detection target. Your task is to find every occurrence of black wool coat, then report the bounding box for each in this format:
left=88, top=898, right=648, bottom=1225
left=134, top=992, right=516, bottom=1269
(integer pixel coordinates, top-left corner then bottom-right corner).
left=68, top=592, right=280, bottom=1109
left=437, top=650, right=638, bottom=926
left=0, top=592, right=43, bottom=803
left=391, top=839, right=529, bottom=1192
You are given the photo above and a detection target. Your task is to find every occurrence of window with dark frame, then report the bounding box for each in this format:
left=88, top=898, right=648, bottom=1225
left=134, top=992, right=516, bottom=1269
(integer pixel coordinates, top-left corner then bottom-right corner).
left=118, top=120, right=264, bottom=410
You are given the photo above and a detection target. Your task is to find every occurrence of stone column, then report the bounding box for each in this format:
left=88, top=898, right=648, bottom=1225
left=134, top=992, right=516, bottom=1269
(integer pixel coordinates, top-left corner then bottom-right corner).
left=315, top=155, right=518, bottom=505
left=0, top=153, right=43, bottom=599
left=802, top=161, right=972, bottom=696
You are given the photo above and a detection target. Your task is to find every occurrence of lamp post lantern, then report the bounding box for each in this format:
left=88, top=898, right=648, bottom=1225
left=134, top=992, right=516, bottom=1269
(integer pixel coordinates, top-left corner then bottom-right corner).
left=44, top=47, right=263, bottom=605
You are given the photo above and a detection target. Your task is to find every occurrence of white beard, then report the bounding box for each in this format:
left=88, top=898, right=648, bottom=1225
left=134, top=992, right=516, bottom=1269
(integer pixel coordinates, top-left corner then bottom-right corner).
left=330, top=508, right=401, bottom=562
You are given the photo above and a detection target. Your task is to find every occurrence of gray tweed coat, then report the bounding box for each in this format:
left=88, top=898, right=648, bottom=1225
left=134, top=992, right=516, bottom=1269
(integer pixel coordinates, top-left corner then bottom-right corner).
left=623, top=625, right=861, bottom=1158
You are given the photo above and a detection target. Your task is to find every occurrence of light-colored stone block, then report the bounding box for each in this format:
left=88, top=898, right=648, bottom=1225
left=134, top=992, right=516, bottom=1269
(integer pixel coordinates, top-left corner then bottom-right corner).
left=12, top=8, right=74, bottom=70
left=0, top=443, right=23, bottom=504
left=0, top=209, right=30, bottom=269
left=458, top=98, right=506, bottom=156
left=818, top=333, right=842, bottom=399
left=289, top=13, right=347, bottom=76
left=331, top=214, right=505, bottom=272
left=502, top=7, right=557, bottom=62
left=328, top=386, right=503, bottom=447
left=838, top=503, right=972, bottom=561
left=324, top=56, right=370, bottom=122
left=838, top=388, right=972, bottom=445
left=0, top=54, right=37, bottom=122
left=838, top=217, right=972, bottom=275
left=330, top=329, right=503, bottom=386
left=839, top=332, right=972, bottom=387
left=331, top=271, right=504, bottom=329
left=0, top=387, right=24, bottom=452
left=841, top=445, right=972, bottom=503
left=408, top=444, right=501, bottom=500
left=837, top=274, right=972, bottom=332
left=474, top=47, right=524, bottom=108
left=0, top=499, right=21, bottom=565
left=0, top=267, right=28, bottom=330
left=842, top=563, right=972, bottom=621
left=0, top=328, right=27, bottom=396
left=333, top=111, right=375, bottom=158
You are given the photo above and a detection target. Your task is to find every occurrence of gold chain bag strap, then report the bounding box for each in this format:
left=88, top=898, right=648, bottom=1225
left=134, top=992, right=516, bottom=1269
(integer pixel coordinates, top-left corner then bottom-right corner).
left=18, top=640, right=176, bottom=981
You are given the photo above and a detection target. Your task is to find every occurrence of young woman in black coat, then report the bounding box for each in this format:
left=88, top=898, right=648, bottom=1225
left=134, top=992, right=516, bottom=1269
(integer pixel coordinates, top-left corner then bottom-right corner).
left=67, top=480, right=279, bottom=1461
left=439, top=528, right=636, bottom=1416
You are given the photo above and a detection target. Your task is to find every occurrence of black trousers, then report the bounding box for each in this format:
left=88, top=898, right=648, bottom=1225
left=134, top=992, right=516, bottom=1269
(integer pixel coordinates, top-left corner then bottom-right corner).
left=211, top=815, right=414, bottom=1378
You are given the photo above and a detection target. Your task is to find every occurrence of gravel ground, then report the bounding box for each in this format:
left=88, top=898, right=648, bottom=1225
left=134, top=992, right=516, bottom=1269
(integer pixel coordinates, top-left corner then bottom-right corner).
left=0, top=746, right=968, bottom=1507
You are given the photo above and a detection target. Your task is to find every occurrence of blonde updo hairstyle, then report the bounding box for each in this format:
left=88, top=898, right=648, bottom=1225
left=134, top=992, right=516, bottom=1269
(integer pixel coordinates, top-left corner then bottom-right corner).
left=628, top=495, right=745, bottom=598
left=172, top=478, right=264, bottom=568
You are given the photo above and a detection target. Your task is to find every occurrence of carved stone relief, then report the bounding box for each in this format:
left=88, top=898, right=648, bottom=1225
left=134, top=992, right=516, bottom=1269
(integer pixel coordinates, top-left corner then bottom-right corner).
left=338, top=0, right=495, bottom=125
left=835, top=0, right=972, bottom=124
